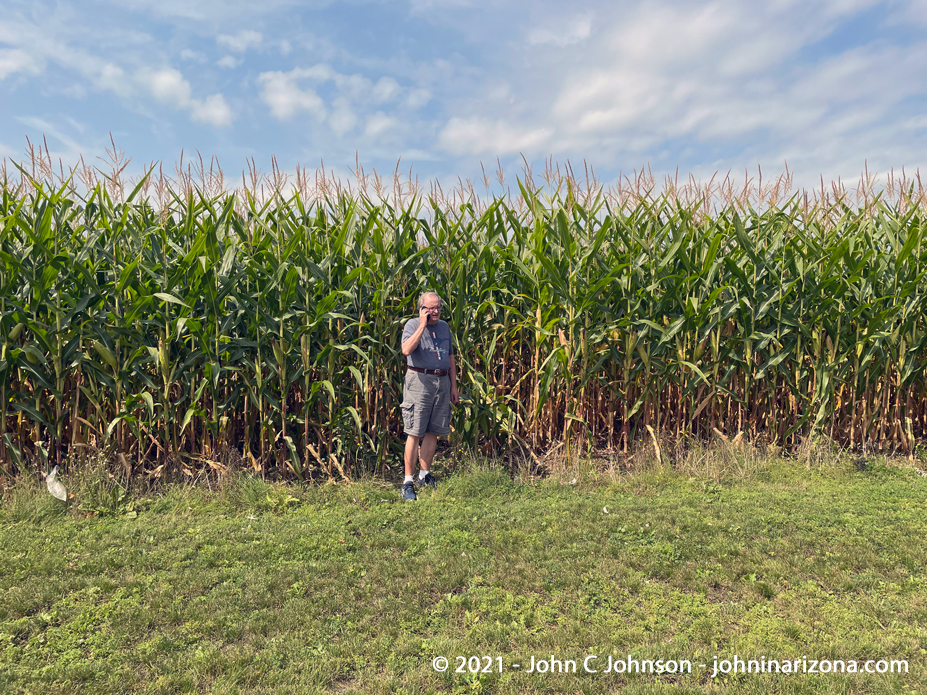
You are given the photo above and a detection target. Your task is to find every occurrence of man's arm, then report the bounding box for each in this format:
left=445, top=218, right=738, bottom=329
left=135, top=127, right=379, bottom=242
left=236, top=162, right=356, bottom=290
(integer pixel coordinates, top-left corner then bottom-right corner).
left=449, top=354, right=460, bottom=405
left=401, top=310, right=430, bottom=355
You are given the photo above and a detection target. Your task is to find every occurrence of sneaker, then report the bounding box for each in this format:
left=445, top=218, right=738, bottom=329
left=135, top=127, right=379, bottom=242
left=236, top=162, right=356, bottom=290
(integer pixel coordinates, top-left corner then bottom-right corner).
left=401, top=481, right=417, bottom=501
left=419, top=471, right=438, bottom=489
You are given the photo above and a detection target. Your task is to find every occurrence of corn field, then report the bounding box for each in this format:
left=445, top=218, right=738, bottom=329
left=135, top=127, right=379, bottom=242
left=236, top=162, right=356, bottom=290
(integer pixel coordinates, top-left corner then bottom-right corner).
left=3, top=150, right=927, bottom=480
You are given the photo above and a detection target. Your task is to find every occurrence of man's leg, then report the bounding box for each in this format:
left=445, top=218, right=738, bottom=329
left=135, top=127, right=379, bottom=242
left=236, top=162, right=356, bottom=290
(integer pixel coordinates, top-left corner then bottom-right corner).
left=418, top=376, right=448, bottom=487
left=419, top=433, right=438, bottom=471
left=402, top=434, right=421, bottom=500
left=404, top=434, right=421, bottom=477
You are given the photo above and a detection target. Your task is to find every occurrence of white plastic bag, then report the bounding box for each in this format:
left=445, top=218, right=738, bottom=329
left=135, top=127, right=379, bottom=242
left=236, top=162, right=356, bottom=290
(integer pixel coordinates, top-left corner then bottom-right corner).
left=46, top=465, right=67, bottom=502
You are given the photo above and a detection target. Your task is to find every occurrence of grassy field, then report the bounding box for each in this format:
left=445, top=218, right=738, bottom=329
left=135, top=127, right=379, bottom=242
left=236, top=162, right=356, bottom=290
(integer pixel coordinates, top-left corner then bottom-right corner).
left=1, top=449, right=925, bottom=694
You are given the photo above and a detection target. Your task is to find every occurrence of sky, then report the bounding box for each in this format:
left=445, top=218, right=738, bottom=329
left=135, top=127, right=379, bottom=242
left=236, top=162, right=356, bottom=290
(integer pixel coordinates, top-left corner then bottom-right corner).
left=1, top=0, right=926, bottom=192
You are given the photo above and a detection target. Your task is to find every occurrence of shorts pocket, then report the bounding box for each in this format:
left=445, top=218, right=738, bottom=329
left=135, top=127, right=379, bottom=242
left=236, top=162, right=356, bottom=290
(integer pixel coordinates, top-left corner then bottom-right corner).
left=401, top=402, right=415, bottom=432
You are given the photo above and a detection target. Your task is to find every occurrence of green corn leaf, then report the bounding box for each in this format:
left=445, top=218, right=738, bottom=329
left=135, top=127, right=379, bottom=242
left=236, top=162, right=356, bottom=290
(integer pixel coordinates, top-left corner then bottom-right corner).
left=154, top=292, right=191, bottom=308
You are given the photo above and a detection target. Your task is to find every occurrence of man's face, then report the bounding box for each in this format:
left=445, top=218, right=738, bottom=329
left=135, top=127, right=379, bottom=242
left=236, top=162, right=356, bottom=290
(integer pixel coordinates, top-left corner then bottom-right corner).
left=422, top=300, right=442, bottom=325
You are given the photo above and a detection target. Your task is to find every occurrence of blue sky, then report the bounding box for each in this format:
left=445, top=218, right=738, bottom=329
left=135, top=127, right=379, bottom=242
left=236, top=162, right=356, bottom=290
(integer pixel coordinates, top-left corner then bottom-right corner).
left=1, top=0, right=926, bottom=191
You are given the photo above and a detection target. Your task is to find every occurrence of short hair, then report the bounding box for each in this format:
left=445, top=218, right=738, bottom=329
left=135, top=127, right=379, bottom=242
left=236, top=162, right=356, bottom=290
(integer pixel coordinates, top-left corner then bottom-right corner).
left=417, top=291, right=443, bottom=312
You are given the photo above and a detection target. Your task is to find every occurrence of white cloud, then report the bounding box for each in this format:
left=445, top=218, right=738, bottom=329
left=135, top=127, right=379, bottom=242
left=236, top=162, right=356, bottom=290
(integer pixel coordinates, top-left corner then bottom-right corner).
left=0, top=48, right=42, bottom=80
left=139, top=68, right=233, bottom=127
left=399, top=148, right=441, bottom=162
left=257, top=68, right=328, bottom=120
left=527, top=15, right=592, bottom=47
left=61, top=84, right=88, bottom=99
left=145, top=67, right=193, bottom=102
left=191, top=94, right=233, bottom=126
left=0, top=7, right=243, bottom=132
left=330, top=97, right=358, bottom=135
left=553, top=67, right=661, bottom=134
left=331, top=72, right=374, bottom=100
left=404, top=87, right=432, bottom=110
left=365, top=112, right=397, bottom=138
left=101, top=0, right=300, bottom=23
left=180, top=49, right=208, bottom=62
left=217, top=30, right=263, bottom=53
left=15, top=116, right=87, bottom=160
left=439, top=117, right=553, bottom=155
left=372, top=77, right=401, bottom=103
left=408, top=0, right=472, bottom=12
left=2, top=0, right=922, bottom=190
left=0, top=16, right=135, bottom=102
left=257, top=64, right=431, bottom=138
left=217, top=55, right=242, bottom=69
left=607, top=4, right=735, bottom=68
left=901, top=114, right=927, bottom=132
left=900, top=2, right=927, bottom=25
left=95, top=64, right=132, bottom=98
left=426, top=0, right=927, bottom=179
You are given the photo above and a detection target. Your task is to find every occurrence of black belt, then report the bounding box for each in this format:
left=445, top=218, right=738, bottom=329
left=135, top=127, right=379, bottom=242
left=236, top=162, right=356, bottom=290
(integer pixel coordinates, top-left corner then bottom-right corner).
left=407, top=366, right=448, bottom=376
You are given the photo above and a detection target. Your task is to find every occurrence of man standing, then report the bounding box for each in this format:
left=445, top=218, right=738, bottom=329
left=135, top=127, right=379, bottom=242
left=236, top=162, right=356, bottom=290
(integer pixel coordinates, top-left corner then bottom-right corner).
left=399, top=291, right=459, bottom=500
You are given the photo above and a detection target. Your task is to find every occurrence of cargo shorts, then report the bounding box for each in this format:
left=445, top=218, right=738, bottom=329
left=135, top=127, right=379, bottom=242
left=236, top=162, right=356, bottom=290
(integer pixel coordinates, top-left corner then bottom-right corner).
left=401, top=370, right=452, bottom=437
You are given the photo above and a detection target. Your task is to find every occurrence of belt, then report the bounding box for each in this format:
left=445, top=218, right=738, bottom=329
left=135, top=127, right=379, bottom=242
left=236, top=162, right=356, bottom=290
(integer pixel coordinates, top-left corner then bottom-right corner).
left=407, top=366, right=448, bottom=376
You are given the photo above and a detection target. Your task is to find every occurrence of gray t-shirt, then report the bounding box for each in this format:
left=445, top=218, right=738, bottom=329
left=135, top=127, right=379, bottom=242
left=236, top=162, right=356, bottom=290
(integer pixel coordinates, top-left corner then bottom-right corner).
left=402, top=318, right=454, bottom=370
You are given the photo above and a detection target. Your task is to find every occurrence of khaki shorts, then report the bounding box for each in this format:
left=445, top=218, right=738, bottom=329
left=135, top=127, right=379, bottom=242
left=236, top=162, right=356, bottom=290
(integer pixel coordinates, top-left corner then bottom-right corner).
left=401, top=370, right=451, bottom=437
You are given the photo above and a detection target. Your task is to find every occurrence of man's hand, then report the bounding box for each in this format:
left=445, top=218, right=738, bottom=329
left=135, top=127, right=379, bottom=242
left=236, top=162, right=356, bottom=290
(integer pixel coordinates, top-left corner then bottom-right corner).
left=419, top=306, right=431, bottom=325
left=450, top=386, right=460, bottom=406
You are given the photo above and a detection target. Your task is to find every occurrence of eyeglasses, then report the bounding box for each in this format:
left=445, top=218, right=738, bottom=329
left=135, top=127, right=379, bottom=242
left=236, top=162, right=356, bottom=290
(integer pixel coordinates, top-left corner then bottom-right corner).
left=423, top=305, right=442, bottom=312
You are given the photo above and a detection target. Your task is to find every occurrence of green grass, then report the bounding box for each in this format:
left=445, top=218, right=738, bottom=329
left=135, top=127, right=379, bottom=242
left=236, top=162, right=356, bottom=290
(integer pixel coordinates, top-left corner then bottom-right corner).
left=0, top=455, right=925, bottom=694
